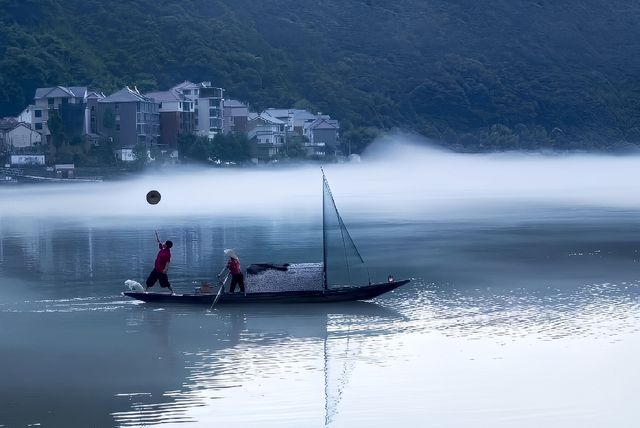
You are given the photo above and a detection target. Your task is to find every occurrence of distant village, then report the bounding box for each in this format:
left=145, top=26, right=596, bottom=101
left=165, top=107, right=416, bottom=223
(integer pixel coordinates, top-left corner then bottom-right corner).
left=0, top=81, right=342, bottom=176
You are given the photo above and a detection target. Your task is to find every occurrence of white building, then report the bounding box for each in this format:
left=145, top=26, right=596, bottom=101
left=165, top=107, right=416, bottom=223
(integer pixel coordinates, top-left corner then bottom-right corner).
left=16, top=106, right=35, bottom=125
left=171, top=81, right=224, bottom=139
left=5, top=123, right=42, bottom=150
left=261, top=108, right=328, bottom=136
left=247, top=113, right=287, bottom=159
left=11, top=154, right=45, bottom=166
left=32, top=86, right=88, bottom=139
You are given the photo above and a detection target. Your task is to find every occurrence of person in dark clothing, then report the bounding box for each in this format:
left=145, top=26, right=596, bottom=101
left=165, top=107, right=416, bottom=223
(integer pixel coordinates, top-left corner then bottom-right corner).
left=218, top=248, right=245, bottom=293
left=146, top=238, right=174, bottom=293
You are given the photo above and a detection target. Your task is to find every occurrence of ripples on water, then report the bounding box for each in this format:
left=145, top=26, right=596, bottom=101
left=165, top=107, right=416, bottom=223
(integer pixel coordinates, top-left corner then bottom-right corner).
left=3, top=273, right=639, bottom=426
left=392, top=279, right=640, bottom=341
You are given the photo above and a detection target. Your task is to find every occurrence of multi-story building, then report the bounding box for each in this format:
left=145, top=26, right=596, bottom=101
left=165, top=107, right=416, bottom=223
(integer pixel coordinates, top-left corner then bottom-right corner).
left=223, top=99, right=249, bottom=134
left=247, top=113, right=287, bottom=159
left=291, top=109, right=323, bottom=135
left=261, top=109, right=293, bottom=132
left=146, top=90, right=195, bottom=149
left=32, top=86, right=88, bottom=142
left=85, top=91, right=105, bottom=137
left=172, top=81, right=224, bottom=138
left=260, top=108, right=338, bottom=156
left=96, top=87, right=159, bottom=160
left=303, top=117, right=340, bottom=156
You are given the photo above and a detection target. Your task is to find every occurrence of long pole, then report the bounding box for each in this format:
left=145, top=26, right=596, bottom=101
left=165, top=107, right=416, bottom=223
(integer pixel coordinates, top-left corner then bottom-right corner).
left=321, top=168, right=328, bottom=291
left=209, top=273, right=228, bottom=311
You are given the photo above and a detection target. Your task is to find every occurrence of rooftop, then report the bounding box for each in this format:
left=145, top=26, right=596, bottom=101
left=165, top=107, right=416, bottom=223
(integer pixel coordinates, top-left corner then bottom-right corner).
left=34, top=86, right=88, bottom=99
left=99, top=87, right=154, bottom=103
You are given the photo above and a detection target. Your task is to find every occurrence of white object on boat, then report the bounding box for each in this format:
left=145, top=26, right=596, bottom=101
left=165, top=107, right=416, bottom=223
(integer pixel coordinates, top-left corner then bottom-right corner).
left=124, top=279, right=144, bottom=292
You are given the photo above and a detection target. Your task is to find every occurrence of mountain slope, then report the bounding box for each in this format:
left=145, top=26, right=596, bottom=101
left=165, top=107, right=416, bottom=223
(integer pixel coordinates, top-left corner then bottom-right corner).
left=1, top=0, right=640, bottom=150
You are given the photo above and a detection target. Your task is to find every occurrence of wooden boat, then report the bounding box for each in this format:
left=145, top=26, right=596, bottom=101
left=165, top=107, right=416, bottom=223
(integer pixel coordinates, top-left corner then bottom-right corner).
left=123, top=169, right=410, bottom=305
left=123, top=280, right=409, bottom=304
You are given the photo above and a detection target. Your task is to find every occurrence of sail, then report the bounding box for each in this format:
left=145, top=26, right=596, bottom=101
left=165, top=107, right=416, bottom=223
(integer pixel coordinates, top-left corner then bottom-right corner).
left=322, top=170, right=370, bottom=289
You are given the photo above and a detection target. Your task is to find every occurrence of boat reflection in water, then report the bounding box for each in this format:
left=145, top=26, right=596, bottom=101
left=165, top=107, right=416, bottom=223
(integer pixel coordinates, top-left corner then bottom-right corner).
left=110, top=302, right=404, bottom=427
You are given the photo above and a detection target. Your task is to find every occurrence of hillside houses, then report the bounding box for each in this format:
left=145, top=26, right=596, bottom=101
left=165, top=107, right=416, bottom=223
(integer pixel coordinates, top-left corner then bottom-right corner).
left=1, top=81, right=341, bottom=165
left=95, top=87, right=160, bottom=162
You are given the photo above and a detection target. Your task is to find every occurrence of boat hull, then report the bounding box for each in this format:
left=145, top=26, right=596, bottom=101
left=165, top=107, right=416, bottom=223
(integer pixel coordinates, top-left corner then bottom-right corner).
left=123, top=280, right=410, bottom=305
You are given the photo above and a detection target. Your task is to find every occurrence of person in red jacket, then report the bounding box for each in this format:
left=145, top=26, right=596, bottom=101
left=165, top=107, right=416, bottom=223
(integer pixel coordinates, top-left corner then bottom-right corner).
left=146, top=238, right=174, bottom=293
left=219, top=248, right=245, bottom=293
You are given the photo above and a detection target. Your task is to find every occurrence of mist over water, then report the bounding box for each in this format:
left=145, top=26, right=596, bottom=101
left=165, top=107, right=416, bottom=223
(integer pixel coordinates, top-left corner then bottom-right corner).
left=2, top=137, right=640, bottom=222
left=2, top=138, right=640, bottom=427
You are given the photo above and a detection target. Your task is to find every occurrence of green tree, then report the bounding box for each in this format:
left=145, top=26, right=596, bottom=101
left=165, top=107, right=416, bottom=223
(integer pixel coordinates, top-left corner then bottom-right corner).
left=102, top=108, right=116, bottom=130
left=47, top=110, right=66, bottom=148
left=132, top=143, right=148, bottom=168
left=209, top=132, right=251, bottom=163
left=286, top=134, right=308, bottom=159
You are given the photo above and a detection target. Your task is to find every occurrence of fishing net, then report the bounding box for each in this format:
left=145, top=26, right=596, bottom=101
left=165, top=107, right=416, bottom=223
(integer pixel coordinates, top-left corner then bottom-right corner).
left=322, top=173, right=370, bottom=289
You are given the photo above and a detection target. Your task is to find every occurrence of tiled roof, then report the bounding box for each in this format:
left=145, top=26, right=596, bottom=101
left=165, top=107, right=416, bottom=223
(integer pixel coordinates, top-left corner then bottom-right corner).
left=99, top=87, right=153, bottom=103
left=307, top=118, right=339, bottom=130
left=86, top=91, right=104, bottom=99
left=224, top=99, right=247, bottom=108
left=171, top=81, right=199, bottom=91
left=146, top=91, right=183, bottom=103
left=264, top=108, right=292, bottom=119
left=8, top=122, right=38, bottom=133
left=292, top=109, right=319, bottom=121
left=34, top=86, right=87, bottom=99
left=258, top=112, right=286, bottom=125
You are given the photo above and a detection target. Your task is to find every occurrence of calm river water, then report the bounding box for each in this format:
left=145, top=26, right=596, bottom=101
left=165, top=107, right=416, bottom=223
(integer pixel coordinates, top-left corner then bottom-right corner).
left=1, top=153, right=639, bottom=427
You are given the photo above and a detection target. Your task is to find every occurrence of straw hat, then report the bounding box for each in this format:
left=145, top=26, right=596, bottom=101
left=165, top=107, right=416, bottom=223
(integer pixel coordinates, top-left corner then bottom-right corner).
left=224, top=248, right=238, bottom=259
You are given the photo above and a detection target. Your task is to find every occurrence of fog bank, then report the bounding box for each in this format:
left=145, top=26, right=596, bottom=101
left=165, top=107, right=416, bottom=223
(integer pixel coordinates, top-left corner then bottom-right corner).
left=2, top=137, right=640, bottom=221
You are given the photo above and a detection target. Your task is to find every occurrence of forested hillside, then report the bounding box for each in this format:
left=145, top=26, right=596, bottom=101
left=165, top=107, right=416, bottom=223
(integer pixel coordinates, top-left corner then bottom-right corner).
left=2, top=0, right=640, bottom=151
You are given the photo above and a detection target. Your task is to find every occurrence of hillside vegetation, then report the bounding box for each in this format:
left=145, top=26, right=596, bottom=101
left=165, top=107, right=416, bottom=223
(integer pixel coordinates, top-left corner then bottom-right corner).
left=2, top=0, right=640, bottom=151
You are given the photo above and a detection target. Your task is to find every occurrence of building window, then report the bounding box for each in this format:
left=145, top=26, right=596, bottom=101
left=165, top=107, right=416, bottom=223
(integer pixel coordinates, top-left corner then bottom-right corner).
left=35, top=123, right=43, bottom=130
left=61, top=98, right=68, bottom=105
left=115, top=114, right=120, bottom=121
left=115, top=103, right=119, bottom=110
left=116, top=124, right=120, bottom=131
left=48, top=98, right=54, bottom=105
left=136, top=103, right=140, bottom=112
left=34, top=110, right=42, bottom=118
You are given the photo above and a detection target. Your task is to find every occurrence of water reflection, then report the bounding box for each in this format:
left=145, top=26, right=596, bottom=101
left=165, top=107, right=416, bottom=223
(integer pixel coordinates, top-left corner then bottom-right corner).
left=109, top=303, right=402, bottom=427
left=1, top=213, right=640, bottom=427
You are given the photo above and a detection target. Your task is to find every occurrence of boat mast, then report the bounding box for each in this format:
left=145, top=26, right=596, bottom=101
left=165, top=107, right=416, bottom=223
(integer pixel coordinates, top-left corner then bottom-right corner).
left=322, top=168, right=371, bottom=286
left=322, top=168, right=328, bottom=291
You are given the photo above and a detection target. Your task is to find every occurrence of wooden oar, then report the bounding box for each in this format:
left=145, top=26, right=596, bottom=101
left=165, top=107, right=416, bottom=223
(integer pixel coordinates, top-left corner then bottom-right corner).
left=209, top=274, right=228, bottom=311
